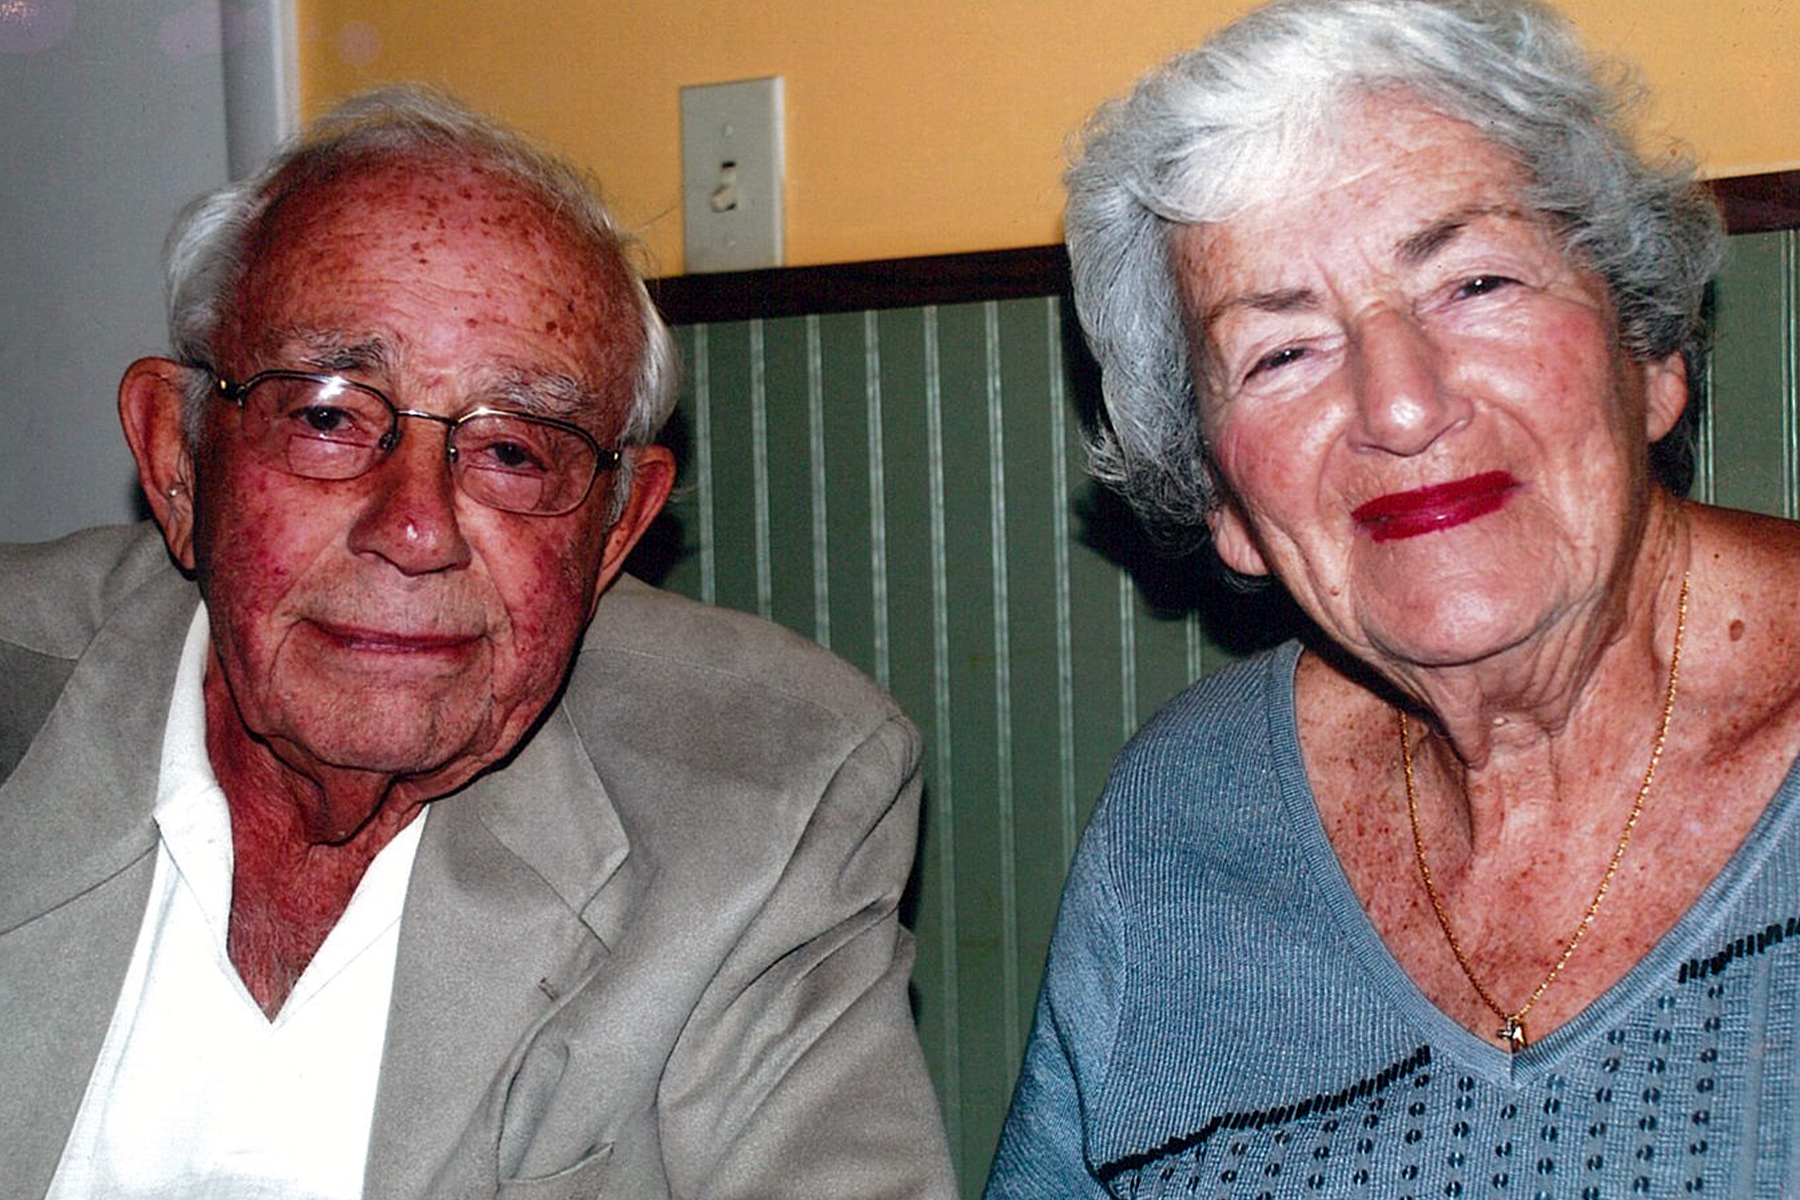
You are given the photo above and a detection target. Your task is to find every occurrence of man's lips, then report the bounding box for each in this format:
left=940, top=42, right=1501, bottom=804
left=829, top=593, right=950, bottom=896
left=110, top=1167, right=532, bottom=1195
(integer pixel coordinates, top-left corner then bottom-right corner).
left=308, top=621, right=482, bottom=654
left=1352, top=471, right=1521, bottom=543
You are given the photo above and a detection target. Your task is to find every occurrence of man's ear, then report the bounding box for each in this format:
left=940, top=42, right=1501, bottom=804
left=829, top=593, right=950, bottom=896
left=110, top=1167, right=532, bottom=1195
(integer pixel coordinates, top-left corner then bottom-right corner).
left=1641, top=351, right=1689, bottom=443
left=1207, top=494, right=1271, bottom=578
left=587, top=444, right=678, bottom=610
left=118, top=357, right=199, bottom=571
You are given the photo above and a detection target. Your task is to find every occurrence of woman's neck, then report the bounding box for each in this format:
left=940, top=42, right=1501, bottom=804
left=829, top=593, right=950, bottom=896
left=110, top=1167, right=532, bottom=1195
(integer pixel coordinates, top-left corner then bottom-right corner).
left=1388, top=496, right=1688, bottom=773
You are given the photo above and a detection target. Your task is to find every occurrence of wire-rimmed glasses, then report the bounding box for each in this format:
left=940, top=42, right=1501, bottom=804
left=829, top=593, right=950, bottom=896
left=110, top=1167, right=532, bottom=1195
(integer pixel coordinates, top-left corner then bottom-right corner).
left=210, top=370, right=620, bottom=516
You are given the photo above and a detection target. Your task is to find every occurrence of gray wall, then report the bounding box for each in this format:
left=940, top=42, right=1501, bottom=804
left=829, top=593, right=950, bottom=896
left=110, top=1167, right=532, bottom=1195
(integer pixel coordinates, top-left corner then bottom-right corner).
left=0, top=0, right=292, bottom=544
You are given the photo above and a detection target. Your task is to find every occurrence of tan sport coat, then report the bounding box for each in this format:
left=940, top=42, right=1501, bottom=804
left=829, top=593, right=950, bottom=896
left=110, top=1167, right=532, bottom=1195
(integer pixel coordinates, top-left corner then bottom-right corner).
left=0, top=524, right=956, bottom=1199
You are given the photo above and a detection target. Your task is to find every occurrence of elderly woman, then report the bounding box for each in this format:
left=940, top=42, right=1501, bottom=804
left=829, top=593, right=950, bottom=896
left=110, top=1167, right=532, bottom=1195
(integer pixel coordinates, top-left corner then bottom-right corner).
left=985, top=0, right=1800, bottom=1196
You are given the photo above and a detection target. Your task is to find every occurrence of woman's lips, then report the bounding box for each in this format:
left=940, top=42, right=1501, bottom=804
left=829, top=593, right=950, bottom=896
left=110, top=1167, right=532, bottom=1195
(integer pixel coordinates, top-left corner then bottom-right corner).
left=1352, top=471, right=1521, bottom=543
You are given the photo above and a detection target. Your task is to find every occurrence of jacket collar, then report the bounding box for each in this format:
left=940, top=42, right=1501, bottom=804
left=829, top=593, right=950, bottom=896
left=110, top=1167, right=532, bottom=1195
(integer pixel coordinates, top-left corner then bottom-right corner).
left=0, top=560, right=189, bottom=933
left=0, top=550, right=190, bottom=1199
left=364, top=607, right=640, bottom=1198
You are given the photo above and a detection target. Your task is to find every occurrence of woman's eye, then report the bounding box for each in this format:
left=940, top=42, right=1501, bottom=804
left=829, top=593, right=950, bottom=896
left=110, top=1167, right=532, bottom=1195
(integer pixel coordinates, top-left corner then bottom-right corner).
left=1453, top=275, right=1517, bottom=300
left=1247, top=345, right=1306, bottom=381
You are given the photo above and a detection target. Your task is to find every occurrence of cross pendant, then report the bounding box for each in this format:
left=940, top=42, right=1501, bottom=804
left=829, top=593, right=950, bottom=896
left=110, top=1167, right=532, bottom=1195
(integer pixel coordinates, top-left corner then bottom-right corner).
left=1498, top=1018, right=1527, bottom=1052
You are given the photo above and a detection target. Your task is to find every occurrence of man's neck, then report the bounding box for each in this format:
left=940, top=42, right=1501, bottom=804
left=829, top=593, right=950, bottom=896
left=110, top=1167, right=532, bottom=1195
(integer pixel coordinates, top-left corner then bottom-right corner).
left=201, top=666, right=425, bottom=1017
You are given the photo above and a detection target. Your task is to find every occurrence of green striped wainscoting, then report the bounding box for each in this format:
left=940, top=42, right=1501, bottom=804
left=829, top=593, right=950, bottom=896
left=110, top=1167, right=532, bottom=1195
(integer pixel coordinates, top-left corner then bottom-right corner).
left=1703, top=230, right=1800, bottom=511
left=645, top=224, right=1799, bottom=1195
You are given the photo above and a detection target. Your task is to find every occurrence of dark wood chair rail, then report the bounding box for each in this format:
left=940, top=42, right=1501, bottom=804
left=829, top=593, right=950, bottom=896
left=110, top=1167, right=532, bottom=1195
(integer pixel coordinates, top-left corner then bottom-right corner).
left=649, top=170, right=1798, bottom=327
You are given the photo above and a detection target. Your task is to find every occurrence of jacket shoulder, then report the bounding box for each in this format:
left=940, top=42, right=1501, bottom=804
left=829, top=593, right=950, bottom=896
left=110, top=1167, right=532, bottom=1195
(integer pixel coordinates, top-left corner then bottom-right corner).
left=0, top=524, right=184, bottom=787
left=579, top=575, right=905, bottom=734
left=563, top=576, right=916, bottom=829
left=0, top=524, right=178, bottom=660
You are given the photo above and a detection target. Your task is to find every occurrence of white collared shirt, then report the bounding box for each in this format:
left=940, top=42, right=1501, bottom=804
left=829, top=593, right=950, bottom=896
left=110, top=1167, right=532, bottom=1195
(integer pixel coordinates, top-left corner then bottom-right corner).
left=46, top=606, right=426, bottom=1200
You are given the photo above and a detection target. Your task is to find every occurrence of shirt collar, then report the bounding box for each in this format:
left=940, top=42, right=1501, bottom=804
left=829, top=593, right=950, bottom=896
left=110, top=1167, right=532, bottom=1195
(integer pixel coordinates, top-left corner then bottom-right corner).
left=151, top=604, right=235, bottom=936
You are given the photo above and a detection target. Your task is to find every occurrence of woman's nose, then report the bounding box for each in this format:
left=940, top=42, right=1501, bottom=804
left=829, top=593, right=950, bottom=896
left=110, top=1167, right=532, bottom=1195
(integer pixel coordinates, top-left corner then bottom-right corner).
left=1346, top=308, right=1471, bottom=456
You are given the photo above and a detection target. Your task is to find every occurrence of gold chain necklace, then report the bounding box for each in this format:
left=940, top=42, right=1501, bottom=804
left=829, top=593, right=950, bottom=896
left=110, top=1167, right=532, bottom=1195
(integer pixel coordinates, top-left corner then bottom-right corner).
left=1398, top=573, right=1689, bottom=1053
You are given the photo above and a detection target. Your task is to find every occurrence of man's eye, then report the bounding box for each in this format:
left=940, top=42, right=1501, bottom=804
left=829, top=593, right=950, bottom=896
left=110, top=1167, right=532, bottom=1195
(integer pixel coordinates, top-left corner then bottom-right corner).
left=465, top=436, right=553, bottom=475
left=293, top=405, right=361, bottom=437
left=486, top=441, right=544, bottom=471
left=1453, top=275, right=1517, bottom=300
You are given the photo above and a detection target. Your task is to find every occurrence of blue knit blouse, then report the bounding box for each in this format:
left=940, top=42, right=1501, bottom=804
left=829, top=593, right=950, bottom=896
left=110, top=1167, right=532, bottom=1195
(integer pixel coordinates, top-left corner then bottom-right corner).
left=986, top=642, right=1800, bottom=1199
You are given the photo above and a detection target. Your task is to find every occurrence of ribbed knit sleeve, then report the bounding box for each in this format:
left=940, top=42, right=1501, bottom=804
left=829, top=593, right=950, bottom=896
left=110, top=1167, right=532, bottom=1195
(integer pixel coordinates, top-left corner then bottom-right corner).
left=985, top=812, right=1122, bottom=1198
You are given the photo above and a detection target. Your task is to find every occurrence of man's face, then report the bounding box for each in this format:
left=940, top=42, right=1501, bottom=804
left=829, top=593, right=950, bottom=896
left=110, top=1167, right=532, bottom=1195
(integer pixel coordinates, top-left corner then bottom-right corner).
left=178, top=157, right=661, bottom=793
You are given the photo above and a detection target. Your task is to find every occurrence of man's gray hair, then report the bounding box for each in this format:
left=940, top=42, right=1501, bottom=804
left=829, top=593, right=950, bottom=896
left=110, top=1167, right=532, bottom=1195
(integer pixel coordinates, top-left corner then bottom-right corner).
left=1065, top=0, right=1725, bottom=546
left=165, top=85, right=679, bottom=456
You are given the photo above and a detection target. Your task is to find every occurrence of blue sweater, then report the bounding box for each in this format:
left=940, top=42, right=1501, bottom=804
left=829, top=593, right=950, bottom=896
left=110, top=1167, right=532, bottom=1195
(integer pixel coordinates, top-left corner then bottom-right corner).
left=986, top=643, right=1800, bottom=1199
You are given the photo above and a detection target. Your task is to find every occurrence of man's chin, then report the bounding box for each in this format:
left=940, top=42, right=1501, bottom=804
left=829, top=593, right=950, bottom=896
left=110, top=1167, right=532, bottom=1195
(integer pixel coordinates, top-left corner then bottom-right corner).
left=263, top=711, right=501, bottom=792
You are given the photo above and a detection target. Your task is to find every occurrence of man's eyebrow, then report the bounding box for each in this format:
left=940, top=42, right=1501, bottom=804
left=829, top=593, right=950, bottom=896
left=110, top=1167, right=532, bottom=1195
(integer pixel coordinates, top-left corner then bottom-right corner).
left=271, top=335, right=600, bottom=417
left=486, top=369, right=601, bottom=419
left=285, top=332, right=393, bottom=375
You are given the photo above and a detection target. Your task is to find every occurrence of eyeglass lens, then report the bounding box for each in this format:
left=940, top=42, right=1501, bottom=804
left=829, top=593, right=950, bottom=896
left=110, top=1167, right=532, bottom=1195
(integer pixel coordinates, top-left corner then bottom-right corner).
left=237, top=375, right=600, bottom=515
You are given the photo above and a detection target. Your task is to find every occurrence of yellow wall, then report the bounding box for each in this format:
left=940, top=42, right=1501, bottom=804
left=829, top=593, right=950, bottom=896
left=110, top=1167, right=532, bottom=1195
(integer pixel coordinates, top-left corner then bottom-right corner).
left=298, top=0, right=1799, bottom=274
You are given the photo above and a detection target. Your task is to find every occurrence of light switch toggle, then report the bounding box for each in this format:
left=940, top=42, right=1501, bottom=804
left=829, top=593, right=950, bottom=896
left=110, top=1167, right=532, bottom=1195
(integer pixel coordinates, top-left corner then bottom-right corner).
left=680, top=77, right=784, bottom=272
left=710, top=162, right=739, bottom=213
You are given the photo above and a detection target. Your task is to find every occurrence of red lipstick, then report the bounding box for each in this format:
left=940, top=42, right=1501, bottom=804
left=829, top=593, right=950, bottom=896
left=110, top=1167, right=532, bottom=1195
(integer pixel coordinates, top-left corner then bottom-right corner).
left=1352, top=471, right=1520, bottom=543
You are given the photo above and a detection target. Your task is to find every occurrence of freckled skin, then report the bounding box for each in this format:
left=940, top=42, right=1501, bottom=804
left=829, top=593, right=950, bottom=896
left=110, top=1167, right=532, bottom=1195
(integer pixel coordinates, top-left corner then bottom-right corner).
left=198, top=159, right=647, bottom=799
left=1169, top=95, right=1800, bottom=1045
left=1180, top=98, right=1685, bottom=692
left=120, top=154, right=674, bottom=1013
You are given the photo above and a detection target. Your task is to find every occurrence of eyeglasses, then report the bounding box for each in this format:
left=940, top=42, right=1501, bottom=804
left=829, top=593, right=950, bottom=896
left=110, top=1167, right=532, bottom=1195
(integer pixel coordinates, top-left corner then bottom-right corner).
left=211, top=370, right=620, bottom=516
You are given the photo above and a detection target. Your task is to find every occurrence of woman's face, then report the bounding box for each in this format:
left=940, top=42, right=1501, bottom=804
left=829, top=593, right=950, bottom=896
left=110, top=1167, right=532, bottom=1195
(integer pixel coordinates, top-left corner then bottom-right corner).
left=1175, top=96, right=1688, bottom=672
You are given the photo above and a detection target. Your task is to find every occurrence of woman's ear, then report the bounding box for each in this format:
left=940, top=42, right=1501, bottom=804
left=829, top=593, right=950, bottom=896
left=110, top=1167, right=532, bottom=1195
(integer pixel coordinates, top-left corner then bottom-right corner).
left=1207, top=495, right=1271, bottom=578
left=1642, top=351, right=1689, bottom=444
left=119, top=357, right=199, bottom=571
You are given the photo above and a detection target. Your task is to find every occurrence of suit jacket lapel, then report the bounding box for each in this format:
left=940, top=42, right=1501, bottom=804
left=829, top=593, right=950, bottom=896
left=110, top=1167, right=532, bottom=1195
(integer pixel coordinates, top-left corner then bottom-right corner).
left=0, top=565, right=191, bottom=1194
left=362, top=699, right=639, bottom=1199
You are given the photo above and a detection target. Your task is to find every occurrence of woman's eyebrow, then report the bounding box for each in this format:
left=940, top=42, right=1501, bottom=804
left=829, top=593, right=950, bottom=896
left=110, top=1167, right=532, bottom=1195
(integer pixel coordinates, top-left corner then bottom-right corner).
left=1203, top=286, right=1318, bottom=327
left=1394, top=204, right=1524, bottom=266
left=1200, top=203, right=1534, bottom=326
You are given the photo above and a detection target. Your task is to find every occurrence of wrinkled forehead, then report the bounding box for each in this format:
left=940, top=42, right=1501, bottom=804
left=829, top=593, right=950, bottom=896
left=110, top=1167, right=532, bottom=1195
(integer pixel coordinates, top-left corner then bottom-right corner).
left=1169, top=96, right=1535, bottom=305
left=228, top=152, right=643, bottom=406
left=1163, top=86, right=1516, bottom=221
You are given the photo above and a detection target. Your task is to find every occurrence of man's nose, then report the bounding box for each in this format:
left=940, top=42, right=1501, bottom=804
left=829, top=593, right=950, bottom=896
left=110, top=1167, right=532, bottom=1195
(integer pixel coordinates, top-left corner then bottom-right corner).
left=1345, top=308, right=1471, bottom=456
left=346, top=422, right=472, bottom=575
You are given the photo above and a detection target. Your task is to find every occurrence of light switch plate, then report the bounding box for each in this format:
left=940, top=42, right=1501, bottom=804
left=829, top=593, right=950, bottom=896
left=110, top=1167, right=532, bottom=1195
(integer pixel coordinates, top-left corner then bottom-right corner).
left=680, top=76, right=784, bottom=273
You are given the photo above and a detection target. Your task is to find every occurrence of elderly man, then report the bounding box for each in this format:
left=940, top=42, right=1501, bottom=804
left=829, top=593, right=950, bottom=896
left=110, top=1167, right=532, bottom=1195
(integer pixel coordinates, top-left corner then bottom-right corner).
left=0, top=89, right=954, bottom=1199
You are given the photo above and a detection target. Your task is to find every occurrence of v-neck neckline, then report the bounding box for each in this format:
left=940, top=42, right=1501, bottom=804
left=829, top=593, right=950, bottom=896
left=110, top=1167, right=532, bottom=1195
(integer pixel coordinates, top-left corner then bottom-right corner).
left=1265, top=640, right=1800, bottom=1086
